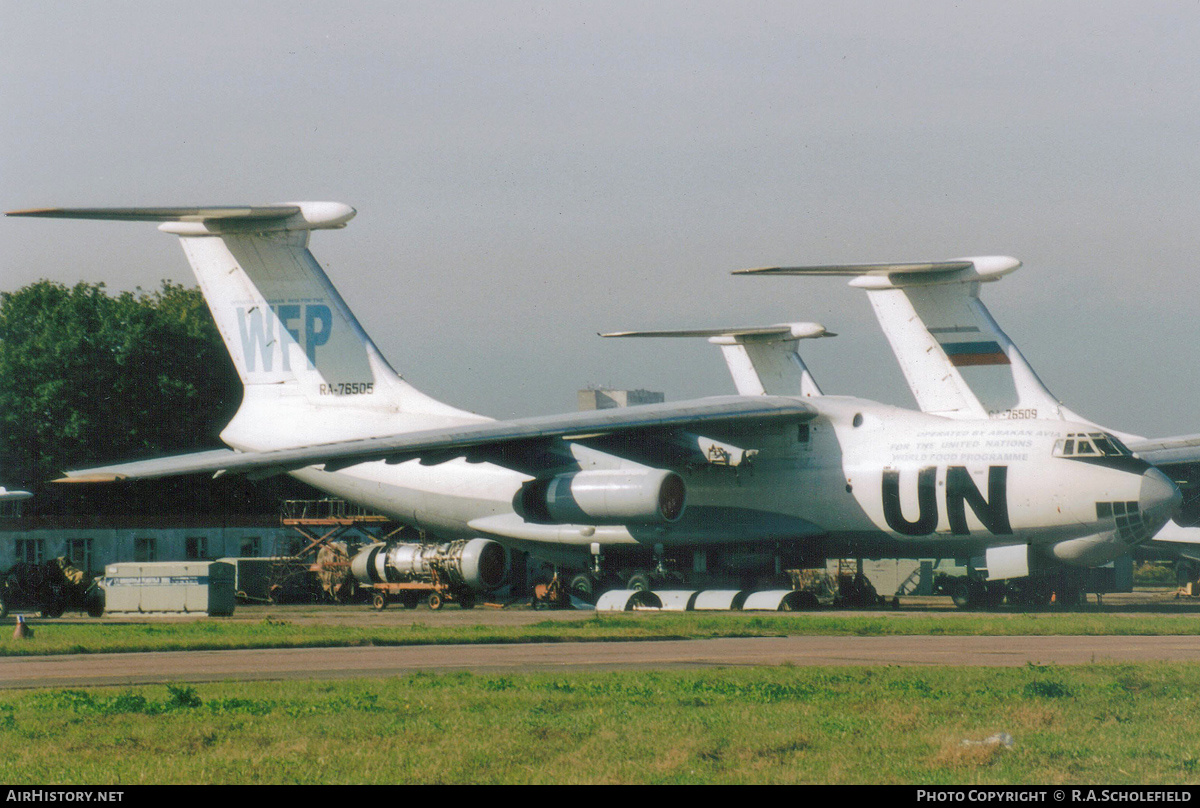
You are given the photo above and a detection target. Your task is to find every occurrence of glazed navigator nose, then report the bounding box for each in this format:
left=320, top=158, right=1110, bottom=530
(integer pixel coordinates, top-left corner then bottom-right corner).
left=1140, top=467, right=1183, bottom=532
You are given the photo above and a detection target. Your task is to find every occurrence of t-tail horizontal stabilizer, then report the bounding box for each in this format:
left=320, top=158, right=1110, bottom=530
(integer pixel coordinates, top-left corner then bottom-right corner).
left=6, top=204, right=355, bottom=232
left=602, top=322, right=832, bottom=398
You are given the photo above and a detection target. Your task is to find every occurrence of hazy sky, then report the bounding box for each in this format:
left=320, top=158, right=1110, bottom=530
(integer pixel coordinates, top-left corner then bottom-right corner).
left=3, top=2, right=1199, bottom=438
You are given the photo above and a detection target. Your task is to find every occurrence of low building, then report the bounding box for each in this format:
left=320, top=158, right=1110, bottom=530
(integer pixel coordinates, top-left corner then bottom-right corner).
left=578, top=388, right=664, bottom=410
left=0, top=514, right=303, bottom=576
left=0, top=497, right=395, bottom=578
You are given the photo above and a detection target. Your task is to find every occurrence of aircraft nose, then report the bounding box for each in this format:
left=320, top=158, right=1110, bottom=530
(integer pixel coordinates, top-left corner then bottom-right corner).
left=1140, top=467, right=1182, bottom=530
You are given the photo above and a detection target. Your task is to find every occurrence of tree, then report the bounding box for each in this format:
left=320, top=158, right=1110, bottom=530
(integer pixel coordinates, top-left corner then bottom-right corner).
left=0, top=280, right=250, bottom=512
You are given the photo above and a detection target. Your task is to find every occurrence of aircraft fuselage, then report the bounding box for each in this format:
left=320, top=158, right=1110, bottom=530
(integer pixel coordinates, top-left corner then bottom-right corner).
left=287, top=394, right=1179, bottom=570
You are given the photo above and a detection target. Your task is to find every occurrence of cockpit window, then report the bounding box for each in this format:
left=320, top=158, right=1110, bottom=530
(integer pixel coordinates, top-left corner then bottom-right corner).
left=1106, top=434, right=1133, bottom=455
left=1053, top=432, right=1131, bottom=458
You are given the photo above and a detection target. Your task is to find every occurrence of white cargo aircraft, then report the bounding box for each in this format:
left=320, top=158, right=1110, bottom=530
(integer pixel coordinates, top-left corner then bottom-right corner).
left=731, top=257, right=1200, bottom=598
left=5, top=204, right=1191, bottom=601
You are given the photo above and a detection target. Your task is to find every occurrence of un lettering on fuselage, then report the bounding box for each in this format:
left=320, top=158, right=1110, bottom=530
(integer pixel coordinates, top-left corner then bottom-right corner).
left=236, top=303, right=332, bottom=372
left=881, top=465, right=1011, bottom=536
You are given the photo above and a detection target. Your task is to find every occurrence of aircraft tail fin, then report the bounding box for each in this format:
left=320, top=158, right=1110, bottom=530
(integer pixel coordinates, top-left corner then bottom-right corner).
left=7, top=204, right=483, bottom=447
left=737, top=257, right=1087, bottom=421
left=602, top=322, right=832, bottom=398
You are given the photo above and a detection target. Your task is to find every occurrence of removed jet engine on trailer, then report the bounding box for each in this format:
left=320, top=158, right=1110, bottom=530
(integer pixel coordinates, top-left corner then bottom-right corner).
left=349, top=539, right=509, bottom=609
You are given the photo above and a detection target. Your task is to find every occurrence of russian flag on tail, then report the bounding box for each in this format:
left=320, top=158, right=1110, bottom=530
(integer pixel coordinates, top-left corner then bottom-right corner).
left=940, top=340, right=1011, bottom=367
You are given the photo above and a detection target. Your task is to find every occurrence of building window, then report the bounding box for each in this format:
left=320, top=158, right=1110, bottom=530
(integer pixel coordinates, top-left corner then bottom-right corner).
left=66, top=538, right=93, bottom=573
left=185, top=536, right=208, bottom=560
left=134, top=537, right=157, bottom=563
left=239, top=537, right=261, bottom=557
left=15, top=539, right=43, bottom=565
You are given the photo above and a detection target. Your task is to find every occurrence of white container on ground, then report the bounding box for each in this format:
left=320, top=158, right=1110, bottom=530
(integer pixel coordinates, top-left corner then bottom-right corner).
left=102, top=561, right=235, bottom=616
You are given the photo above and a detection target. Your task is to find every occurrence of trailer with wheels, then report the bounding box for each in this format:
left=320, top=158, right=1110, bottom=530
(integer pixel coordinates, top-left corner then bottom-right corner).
left=364, top=572, right=477, bottom=611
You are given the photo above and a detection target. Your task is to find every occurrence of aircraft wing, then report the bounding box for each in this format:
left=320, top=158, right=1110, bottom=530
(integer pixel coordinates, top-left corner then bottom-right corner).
left=1143, top=523, right=1200, bottom=562
left=1128, top=434, right=1200, bottom=466
left=58, top=395, right=817, bottom=482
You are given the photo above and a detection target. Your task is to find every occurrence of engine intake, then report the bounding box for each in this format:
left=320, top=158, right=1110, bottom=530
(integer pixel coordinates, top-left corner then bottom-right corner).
left=349, top=538, right=509, bottom=592
left=521, top=468, right=686, bottom=524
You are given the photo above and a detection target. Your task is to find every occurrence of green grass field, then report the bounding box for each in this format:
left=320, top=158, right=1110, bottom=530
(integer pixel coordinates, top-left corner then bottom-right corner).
left=2, top=665, right=1199, bottom=784
left=1, top=609, right=1199, bottom=657
left=3, top=607, right=1199, bottom=784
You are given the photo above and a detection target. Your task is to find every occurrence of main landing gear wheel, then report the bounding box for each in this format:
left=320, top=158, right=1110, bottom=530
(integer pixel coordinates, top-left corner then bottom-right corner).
left=568, top=573, right=595, bottom=601
left=627, top=573, right=653, bottom=592
left=951, top=579, right=981, bottom=610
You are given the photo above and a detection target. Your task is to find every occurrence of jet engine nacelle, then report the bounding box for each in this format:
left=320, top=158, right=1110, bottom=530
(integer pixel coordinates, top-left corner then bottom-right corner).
left=349, top=538, right=509, bottom=591
left=521, top=468, right=686, bottom=524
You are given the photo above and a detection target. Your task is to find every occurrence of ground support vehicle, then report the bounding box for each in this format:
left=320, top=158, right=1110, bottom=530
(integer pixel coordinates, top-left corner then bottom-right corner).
left=0, top=558, right=104, bottom=618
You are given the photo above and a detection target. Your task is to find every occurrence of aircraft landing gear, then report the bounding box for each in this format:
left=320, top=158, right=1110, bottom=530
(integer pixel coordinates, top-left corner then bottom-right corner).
left=950, top=577, right=1005, bottom=609
left=568, top=573, right=596, bottom=601
left=948, top=571, right=1092, bottom=610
